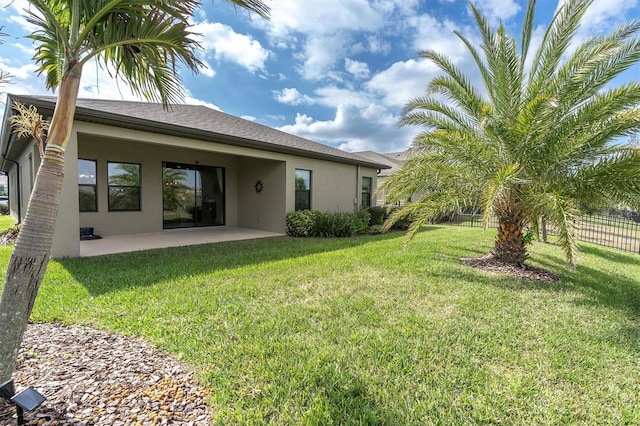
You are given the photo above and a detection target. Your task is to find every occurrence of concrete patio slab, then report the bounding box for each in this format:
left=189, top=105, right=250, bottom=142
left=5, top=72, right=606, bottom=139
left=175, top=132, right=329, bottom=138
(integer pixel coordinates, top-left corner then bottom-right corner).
left=79, top=226, right=285, bottom=257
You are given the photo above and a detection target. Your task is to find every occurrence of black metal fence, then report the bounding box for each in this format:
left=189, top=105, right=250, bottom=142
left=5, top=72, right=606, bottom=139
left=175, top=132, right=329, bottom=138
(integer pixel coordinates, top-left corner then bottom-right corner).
left=441, top=211, right=640, bottom=254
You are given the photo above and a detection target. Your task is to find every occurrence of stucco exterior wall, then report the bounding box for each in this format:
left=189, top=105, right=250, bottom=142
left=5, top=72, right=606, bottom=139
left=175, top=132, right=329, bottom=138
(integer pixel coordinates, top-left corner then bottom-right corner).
left=5, top=119, right=380, bottom=258
left=52, top=131, right=81, bottom=257
left=237, top=157, right=286, bottom=232
left=77, top=133, right=241, bottom=237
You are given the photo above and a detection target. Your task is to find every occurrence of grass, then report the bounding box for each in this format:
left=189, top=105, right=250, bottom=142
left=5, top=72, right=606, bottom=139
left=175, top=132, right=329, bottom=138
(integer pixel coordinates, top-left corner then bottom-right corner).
left=0, top=215, right=15, bottom=231
left=2, top=227, right=640, bottom=424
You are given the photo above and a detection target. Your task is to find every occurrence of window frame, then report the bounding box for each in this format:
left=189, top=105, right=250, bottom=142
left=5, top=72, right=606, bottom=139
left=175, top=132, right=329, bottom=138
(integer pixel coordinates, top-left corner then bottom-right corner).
left=361, top=176, right=373, bottom=208
left=107, top=161, right=142, bottom=212
left=78, top=158, right=98, bottom=212
left=294, top=169, right=312, bottom=211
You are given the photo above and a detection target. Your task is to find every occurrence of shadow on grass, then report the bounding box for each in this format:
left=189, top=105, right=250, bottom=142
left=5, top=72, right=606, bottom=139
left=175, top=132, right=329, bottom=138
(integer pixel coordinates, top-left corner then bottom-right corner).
left=303, top=368, right=400, bottom=425
left=57, top=233, right=405, bottom=296
left=579, top=244, right=640, bottom=266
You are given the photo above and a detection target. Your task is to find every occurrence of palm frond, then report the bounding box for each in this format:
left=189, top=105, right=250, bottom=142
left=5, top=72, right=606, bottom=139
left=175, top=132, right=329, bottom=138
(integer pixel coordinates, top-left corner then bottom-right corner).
left=527, top=0, right=593, bottom=100
left=520, top=0, right=537, bottom=68
left=418, top=50, right=487, bottom=118
left=543, top=194, right=581, bottom=266
left=400, top=96, right=479, bottom=132
left=226, top=0, right=270, bottom=20
left=25, top=0, right=71, bottom=89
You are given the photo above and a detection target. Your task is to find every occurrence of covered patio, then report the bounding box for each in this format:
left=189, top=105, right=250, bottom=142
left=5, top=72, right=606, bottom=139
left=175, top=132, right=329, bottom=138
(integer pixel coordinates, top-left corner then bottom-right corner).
left=80, top=226, right=285, bottom=257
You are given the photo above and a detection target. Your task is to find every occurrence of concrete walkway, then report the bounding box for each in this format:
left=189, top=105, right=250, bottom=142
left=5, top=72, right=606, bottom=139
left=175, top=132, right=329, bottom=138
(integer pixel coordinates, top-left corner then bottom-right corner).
left=79, top=226, right=285, bottom=257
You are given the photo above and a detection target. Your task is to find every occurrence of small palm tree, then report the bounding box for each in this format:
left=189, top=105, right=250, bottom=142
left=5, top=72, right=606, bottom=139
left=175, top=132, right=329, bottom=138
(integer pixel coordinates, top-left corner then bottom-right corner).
left=382, top=0, right=640, bottom=267
left=0, top=0, right=269, bottom=382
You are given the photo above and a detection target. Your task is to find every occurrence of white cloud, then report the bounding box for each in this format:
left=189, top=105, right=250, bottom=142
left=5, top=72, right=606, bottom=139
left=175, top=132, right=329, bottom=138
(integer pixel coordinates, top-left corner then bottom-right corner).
left=366, top=59, right=440, bottom=108
left=298, top=34, right=350, bottom=81
left=278, top=104, right=417, bottom=153
left=473, top=0, right=521, bottom=23
left=345, top=59, right=370, bottom=79
left=265, top=1, right=385, bottom=38
left=273, top=88, right=315, bottom=106
left=409, top=14, right=470, bottom=60
left=182, top=95, right=222, bottom=111
left=313, top=86, right=377, bottom=109
left=260, top=0, right=418, bottom=81
left=198, top=60, right=216, bottom=78
left=0, top=59, right=38, bottom=80
left=193, top=21, right=271, bottom=73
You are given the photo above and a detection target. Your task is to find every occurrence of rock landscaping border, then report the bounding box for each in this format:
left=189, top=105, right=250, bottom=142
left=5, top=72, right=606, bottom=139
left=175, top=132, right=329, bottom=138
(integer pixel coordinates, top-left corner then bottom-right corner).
left=0, top=323, right=212, bottom=425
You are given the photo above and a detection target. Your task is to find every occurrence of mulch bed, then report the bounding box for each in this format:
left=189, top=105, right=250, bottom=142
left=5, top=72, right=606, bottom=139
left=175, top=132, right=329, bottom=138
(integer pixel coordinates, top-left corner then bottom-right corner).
left=461, top=254, right=560, bottom=283
left=0, top=323, right=212, bottom=425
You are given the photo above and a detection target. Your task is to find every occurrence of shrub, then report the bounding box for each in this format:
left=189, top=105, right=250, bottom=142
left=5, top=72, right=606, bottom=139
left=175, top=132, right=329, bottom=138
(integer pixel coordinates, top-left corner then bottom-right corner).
left=286, top=209, right=371, bottom=238
left=285, top=210, right=315, bottom=237
left=368, top=224, right=384, bottom=234
left=353, top=209, right=371, bottom=233
left=0, top=204, right=9, bottom=216
left=367, top=206, right=386, bottom=226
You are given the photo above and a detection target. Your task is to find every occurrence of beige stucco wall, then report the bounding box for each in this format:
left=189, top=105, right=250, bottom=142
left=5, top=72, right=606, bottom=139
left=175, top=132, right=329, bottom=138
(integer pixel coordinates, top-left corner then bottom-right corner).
left=77, top=133, right=241, bottom=237
left=8, top=120, right=380, bottom=257
left=52, top=131, right=81, bottom=257
left=285, top=159, right=377, bottom=213
left=237, top=157, right=287, bottom=232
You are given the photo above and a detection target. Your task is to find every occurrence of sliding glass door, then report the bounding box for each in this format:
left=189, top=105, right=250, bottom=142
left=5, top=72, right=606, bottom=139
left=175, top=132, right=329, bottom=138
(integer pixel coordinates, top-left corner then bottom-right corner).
left=163, top=162, right=225, bottom=228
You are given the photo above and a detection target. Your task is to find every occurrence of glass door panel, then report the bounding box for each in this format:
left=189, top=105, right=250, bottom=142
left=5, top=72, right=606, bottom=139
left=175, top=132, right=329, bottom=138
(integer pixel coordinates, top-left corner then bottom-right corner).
left=197, top=167, right=225, bottom=226
left=163, top=164, right=196, bottom=228
left=163, top=162, right=225, bottom=229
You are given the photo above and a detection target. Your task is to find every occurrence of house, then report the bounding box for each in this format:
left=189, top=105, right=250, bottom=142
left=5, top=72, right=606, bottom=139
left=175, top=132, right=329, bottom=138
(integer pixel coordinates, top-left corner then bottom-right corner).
left=0, top=94, right=389, bottom=257
left=355, top=149, right=414, bottom=206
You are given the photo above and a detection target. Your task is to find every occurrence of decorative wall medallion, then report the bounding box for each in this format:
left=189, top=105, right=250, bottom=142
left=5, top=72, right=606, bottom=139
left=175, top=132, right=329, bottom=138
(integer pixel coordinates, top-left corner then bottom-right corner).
left=254, top=180, right=264, bottom=194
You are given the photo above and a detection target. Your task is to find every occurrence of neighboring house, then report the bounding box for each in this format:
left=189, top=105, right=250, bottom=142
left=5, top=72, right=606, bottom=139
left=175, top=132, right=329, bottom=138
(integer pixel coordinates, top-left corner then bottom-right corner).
left=355, top=149, right=414, bottom=206
left=0, top=94, right=388, bottom=257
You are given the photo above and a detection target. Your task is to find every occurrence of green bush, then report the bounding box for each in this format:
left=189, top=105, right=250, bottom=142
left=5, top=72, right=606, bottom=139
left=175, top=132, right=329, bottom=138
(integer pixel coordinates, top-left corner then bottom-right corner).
left=0, top=203, right=9, bottom=216
left=286, top=209, right=371, bottom=238
left=367, top=206, right=386, bottom=226
left=353, top=209, right=371, bottom=233
left=285, top=210, right=315, bottom=237
left=390, top=211, right=411, bottom=230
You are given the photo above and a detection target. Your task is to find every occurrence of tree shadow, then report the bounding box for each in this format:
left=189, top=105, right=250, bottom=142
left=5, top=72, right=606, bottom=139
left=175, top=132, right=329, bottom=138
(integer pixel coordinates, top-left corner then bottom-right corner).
left=578, top=244, right=640, bottom=266
left=56, top=233, right=405, bottom=296
left=302, top=365, right=403, bottom=425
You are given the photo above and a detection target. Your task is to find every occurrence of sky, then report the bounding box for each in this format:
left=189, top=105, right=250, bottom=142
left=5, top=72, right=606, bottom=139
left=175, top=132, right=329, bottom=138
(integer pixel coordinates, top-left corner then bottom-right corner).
left=1, top=0, right=640, bottom=155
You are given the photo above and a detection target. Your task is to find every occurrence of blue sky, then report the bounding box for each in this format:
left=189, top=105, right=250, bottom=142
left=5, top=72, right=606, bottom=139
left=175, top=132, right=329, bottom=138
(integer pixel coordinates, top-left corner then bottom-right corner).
left=1, top=0, right=640, bottom=154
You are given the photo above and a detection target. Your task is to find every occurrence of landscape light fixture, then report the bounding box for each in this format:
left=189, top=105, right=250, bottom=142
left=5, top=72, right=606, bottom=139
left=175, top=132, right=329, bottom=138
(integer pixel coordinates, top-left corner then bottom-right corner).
left=0, top=379, right=47, bottom=425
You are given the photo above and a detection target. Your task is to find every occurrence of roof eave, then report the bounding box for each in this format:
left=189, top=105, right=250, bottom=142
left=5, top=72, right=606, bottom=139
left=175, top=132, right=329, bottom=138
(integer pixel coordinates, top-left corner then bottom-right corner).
left=6, top=95, right=391, bottom=170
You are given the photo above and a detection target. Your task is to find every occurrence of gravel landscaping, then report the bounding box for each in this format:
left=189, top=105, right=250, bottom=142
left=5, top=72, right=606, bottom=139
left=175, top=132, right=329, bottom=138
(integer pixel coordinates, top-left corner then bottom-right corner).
left=0, top=323, right=212, bottom=425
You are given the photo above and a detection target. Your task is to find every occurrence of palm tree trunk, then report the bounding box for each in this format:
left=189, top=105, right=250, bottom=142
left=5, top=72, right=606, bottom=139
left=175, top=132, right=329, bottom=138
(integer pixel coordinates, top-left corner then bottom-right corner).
left=0, top=66, right=81, bottom=382
left=493, top=213, right=528, bottom=265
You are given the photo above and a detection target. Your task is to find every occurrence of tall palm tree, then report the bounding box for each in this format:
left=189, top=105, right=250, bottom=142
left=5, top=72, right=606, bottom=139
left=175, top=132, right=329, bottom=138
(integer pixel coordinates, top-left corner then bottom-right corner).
left=0, top=0, right=269, bottom=382
left=382, top=0, right=640, bottom=267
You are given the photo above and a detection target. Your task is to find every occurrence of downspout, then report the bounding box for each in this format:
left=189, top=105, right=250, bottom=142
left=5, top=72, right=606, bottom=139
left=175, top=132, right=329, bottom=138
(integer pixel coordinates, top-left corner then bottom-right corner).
left=1, top=158, right=21, bottom=222
left=355, top=165, right=361, bottom=211
left=1, top=128, right=21, bottom=222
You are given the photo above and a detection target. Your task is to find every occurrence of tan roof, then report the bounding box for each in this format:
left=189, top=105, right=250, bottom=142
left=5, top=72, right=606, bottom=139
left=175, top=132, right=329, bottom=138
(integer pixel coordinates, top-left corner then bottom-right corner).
left=2, top=94, right=389, bottom=170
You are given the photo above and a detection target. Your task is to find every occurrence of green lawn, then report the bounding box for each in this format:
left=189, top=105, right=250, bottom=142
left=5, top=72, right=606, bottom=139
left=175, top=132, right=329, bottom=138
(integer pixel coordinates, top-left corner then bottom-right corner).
left=1, top=227, right=639, bottom=424
left=0, top=215, right=15, bottom=231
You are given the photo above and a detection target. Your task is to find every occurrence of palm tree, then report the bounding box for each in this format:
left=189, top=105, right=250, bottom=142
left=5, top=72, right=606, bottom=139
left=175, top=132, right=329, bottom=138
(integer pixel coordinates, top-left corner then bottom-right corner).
left=0, top=0, right=269, bottom=383
left=381, top=0, right=640, bottom=267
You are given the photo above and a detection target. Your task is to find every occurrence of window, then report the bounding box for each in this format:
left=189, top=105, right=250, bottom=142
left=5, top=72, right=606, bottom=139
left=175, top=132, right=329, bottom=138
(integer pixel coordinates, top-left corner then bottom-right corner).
left=295, top=169, right=311, bottom=211
left=361, top=176, right=373, bottom=208
left=108, top=162, right=141, bottom=211
left=78, top=159, right=97, bottom=212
